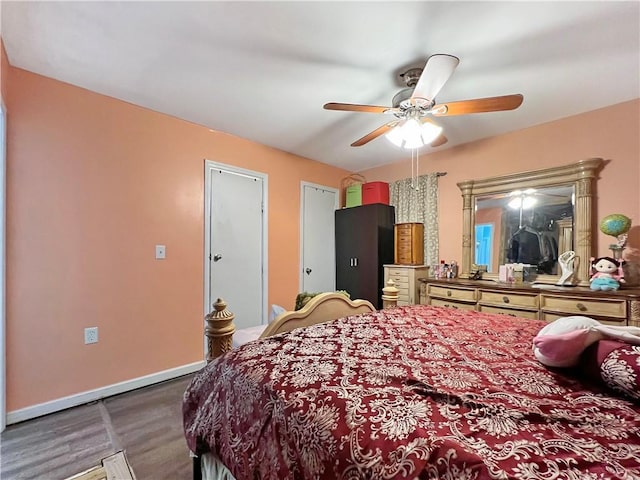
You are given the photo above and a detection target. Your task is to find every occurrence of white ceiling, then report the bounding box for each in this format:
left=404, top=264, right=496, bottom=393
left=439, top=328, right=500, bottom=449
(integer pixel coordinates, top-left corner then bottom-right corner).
left=2, top=1, right=639, bottom=172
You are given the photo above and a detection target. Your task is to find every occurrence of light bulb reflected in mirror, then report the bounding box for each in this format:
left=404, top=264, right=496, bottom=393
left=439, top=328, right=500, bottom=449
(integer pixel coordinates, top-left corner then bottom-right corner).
left=508, top=196, right=537, bottom=210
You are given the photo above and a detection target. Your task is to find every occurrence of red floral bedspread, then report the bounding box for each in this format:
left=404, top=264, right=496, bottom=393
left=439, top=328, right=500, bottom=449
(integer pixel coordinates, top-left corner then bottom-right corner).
left=183, top=305, right=640, bottom=479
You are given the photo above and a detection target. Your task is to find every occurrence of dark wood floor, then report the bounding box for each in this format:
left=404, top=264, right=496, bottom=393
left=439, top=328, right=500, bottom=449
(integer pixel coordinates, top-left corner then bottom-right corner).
left=0, top=374, right=194, bottom=480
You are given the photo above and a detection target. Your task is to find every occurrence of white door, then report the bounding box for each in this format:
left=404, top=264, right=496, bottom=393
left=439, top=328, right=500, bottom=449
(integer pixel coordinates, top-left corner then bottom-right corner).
left=300, top=182, right=338, bottom=293
left=205, top=162, right=267, bottom=332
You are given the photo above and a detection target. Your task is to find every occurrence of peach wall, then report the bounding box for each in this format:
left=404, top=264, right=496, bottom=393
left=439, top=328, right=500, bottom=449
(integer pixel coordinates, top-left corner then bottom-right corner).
left=361, top=99, right=640, bottom=266
left=5, top=65, right=350, bottom=411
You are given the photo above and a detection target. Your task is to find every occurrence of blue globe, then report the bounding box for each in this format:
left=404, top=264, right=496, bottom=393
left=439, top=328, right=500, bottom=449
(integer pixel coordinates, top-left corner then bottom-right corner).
left=600, top=214, right=631, bottom=237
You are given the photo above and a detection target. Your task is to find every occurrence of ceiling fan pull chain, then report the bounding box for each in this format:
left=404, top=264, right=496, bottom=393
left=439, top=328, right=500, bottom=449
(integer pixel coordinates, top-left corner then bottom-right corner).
left=411, top=148, right=416, bottom=189
left=416, top=148, right=420, bottom=191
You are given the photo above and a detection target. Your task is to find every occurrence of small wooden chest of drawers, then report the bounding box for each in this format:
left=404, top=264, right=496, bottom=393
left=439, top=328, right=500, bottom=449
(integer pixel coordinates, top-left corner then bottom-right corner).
left=384, top=264, right=429, bottom=306
left=394, top=223, right=424, bottom=265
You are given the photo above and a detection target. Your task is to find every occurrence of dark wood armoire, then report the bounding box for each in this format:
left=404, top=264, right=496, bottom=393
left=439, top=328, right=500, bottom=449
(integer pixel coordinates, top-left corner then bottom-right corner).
left=335, top=204, right=395, bottom=309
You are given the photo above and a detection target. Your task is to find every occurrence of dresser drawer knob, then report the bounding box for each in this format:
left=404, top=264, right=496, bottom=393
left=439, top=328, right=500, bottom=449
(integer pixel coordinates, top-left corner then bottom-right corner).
left=502, top=296, right=510, bottom=303
left=447, top=290, right=452, bottom=297
left=576, top=303, right=587, bottom=312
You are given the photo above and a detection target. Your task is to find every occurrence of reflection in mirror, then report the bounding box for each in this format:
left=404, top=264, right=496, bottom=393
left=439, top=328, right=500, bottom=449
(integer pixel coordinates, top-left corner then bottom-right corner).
left=458, top=159, right=603, bottom=285
left=474, top=185, right=574, bottom=274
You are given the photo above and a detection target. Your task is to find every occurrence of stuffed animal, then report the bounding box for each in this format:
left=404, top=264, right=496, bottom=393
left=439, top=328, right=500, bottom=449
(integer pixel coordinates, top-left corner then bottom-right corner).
left=533, top=316, right=640, bottom=367
left=590, top=256, right=625, bottom=291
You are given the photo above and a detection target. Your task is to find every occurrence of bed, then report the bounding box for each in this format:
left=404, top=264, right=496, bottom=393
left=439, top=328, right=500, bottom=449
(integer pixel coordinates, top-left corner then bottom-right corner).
left=184, top=295, right=640, bottom=479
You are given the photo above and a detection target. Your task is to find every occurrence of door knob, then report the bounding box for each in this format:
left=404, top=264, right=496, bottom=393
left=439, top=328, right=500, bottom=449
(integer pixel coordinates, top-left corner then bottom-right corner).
left=305, top=268, right=312, bottom=275
left=213, top=254, right=222, bottom=262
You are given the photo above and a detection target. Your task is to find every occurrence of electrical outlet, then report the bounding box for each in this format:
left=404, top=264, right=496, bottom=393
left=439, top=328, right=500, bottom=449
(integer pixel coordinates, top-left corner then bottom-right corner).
left=155, top=245, right=166, bottom=259
left=84, top=327, right=99, bottom=344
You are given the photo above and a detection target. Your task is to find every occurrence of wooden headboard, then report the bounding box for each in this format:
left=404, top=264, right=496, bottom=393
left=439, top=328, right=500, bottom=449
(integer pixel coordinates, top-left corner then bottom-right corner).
left=259, top=292, right=375, bottom=338
left=205, top=285, right=398, bottom=361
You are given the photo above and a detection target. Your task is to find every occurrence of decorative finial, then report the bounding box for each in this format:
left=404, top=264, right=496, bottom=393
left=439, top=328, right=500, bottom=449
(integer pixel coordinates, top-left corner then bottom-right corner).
left=205, top=298, right=236, bottom=361
left=382, top=279, right=399, bottom=309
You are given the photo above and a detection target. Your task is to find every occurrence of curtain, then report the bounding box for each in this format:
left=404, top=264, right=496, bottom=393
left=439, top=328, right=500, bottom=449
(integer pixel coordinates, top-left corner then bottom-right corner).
left=389, top=173, right=439, bottom=266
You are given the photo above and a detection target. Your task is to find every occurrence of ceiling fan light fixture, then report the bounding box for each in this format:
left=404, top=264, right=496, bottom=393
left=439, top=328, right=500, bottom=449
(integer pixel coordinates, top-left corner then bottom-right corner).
left=385, top=118, right=443, bottom=149
left=508, top=196, right=537, bottom=210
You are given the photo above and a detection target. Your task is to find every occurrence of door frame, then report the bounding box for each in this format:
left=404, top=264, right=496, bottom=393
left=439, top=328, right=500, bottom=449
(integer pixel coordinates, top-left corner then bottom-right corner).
left=203, top=160, right=268, bottom=356
left=299, top=181, right=339, bottom=292
left=0, top=102, right=6, bottom=431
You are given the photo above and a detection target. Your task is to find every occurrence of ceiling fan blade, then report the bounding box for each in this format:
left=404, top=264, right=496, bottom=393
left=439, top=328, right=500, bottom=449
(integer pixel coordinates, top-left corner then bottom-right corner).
left=351, top=121, right=398, bottom=147
left=411, top=54, right=460, bottom=102
left=324, top=102, right=397, bottom=114
left=432, top=94, right=524, bottom=116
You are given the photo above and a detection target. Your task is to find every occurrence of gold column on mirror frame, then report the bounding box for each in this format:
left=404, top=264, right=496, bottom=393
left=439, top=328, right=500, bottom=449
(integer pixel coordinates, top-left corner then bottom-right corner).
left=459, top=182, right=473, bottom=278
left=205, top=298, right=236, bottom=362
left=382, top=279, right=399, bottom=309
left=574, top=176, right=593, bottom=286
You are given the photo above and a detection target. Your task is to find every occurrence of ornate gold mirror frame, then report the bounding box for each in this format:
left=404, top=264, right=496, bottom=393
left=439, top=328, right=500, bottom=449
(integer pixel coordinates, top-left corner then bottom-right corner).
left=458, top=158, right=604, bottom=285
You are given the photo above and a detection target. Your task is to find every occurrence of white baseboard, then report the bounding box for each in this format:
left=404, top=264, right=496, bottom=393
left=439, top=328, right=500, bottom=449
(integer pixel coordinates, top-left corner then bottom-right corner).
left=6, top=360, right=205, bottom=425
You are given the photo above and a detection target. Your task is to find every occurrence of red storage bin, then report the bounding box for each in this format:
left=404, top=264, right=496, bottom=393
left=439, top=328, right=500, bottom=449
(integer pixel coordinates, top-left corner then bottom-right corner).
left=362, top=181, right=390, bottom=205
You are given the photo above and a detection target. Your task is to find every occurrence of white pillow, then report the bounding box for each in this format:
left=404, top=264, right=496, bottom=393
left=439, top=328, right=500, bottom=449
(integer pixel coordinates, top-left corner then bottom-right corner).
left=232, top=325, right=267, bottom=349
left=269, top=304, right=286, bottom=323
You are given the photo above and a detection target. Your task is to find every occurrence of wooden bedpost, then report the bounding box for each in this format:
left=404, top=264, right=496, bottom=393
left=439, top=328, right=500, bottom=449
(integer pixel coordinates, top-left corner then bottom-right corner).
left=382, top=279, right=399, bottom=309
left=205, top=298, right=236, bottom=362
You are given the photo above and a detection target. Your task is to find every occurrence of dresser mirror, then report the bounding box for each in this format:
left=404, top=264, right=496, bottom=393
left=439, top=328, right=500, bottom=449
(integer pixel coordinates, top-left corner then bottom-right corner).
left=475, top=184, right=574, bottom=275
left=458, top=158, right=604, bottom=285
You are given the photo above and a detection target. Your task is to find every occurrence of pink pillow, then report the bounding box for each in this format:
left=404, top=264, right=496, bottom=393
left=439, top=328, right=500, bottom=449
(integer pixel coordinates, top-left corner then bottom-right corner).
left=533, top=329, right=593, bottom=366
left=581, top=340, right=640, bottom=402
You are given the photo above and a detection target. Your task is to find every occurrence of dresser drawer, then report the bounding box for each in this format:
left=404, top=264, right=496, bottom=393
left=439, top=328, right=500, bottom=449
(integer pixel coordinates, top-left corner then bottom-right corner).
left=396, top=244, right=413, bottom=254
left=541, top=311, right=627, bottom=326
left=479, top=290, right=539, bottom=310
left=396, top=235, right=413, bottom=243
left=387, top=267, right=409, bottom=278
left=396, top=253, right=420, bottom=264
left=541, top=295, right=626, bottom=318
left=387, top=275, right=409, bottom=291
left=395, top=223, right=412, bottom=230
left=394, top=288, right=410, bottom=299
left=430, top=298, right=476, bottom=311
left=428, top=284, right=476, bottom=302
left=479, top=305, right=539, bottom=320
left=387, top=275, right=409, bottom=287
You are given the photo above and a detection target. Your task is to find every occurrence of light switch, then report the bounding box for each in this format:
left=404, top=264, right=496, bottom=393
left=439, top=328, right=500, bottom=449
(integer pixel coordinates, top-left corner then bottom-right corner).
left=155, top=245, right=166, bottom=259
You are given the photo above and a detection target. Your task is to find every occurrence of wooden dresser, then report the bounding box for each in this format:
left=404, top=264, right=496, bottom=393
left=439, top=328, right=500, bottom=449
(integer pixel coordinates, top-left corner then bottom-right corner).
left=394, top=223, right=424, bottom=265
left=419, top=278, right=640, bottom=327
left=384, top=264, right=429, bottom=305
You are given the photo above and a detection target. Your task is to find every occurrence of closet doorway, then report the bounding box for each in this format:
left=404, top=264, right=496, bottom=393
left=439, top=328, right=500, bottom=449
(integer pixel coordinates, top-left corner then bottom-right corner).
left=204, top=161, right=267, bottom=340
left=300, top=182, right=338, bottom=293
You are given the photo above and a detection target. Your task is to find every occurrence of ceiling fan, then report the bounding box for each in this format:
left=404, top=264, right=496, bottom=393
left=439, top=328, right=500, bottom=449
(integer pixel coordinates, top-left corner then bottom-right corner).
left=324, top=54, right=524, bottom=148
